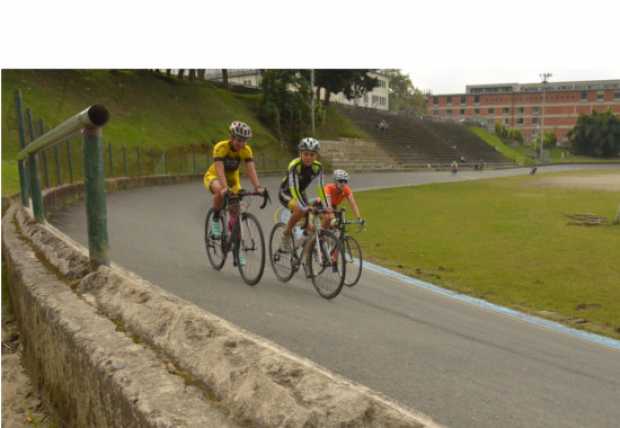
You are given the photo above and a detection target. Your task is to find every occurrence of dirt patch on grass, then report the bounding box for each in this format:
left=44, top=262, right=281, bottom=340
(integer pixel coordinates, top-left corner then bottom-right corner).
left=535, top=174, right=620, bottom=192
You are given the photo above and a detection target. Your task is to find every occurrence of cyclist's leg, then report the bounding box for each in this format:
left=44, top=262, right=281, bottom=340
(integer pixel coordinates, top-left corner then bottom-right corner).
left=205, top=173, right=226, bottom=237
left=278, top=189, right=303, bottom=234
left=205, top=172, right=225, bottom=212
left=229, top=172, right=242, bottom=194
left=287, top=200, right=306, bottom=235
left=322, top=202, right=337, bottom=230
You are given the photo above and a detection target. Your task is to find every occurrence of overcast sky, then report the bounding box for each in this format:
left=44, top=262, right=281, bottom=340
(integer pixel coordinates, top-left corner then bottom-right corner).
left=405, top=68, right=620, bottom=95
left=2, top=1, right=619, bottom=97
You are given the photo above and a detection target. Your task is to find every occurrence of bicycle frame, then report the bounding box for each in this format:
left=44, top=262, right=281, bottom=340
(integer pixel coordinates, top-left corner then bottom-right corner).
left=334, top=208, right=365, bottom=239
left=221, top=190, right=270, bottom=259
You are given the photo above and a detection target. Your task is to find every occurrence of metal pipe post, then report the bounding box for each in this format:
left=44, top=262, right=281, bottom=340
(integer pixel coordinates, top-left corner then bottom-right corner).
left=54, top=145, right=62, bottom=185
left=108, top=142, right=114, bottom=176
left=83, top=127, right=110, bottom=268
left=192, top=145, right=196, bottom=174
left=14, top=90, right=30, bottom=206
left=38, top=120, right=50, bottom=188
left=122, top=146, right=128, bottom=176
left=66, top=140, right=74, bottom=183
left=26, top=109, right=44, bottom=222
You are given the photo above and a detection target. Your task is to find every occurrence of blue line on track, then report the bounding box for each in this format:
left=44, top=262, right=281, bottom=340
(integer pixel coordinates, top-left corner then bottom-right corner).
left=363, top=261, right=620, bottom=351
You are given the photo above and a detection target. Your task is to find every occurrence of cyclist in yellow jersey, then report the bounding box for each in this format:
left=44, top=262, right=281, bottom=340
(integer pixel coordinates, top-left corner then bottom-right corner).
left=204, top=121, right=265, bottom=238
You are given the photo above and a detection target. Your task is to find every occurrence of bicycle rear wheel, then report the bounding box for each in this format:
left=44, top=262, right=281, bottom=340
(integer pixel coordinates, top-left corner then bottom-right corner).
left=205, top=208, right=228, bottom=270
left=343, top=236, right=363, bottom=287
left=307, top=230, right=345, bottom=299
left=269, top=222, right=298, bottom=282
left=237, top=212, right=266, bottom=286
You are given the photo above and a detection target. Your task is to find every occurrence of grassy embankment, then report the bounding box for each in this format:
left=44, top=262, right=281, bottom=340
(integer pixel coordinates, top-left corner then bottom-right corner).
left=469, top=126, right=620, bottom=166
left=2, top=70, right=366, bottom=195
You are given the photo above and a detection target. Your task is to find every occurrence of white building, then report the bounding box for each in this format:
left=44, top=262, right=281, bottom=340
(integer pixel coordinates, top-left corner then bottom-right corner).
left=201, top=69, right=390, bottom=111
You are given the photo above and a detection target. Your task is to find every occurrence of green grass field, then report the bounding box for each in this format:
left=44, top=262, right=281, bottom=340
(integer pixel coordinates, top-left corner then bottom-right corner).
left=352, top=169, right=620, bottom=339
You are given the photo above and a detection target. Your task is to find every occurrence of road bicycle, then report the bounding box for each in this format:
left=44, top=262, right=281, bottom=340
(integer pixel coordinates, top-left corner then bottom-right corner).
left=205, top=189, right=270, bottom=286
left=269, top=204, right=346, bottom=299
left=333, top=208, right=365, bottom=287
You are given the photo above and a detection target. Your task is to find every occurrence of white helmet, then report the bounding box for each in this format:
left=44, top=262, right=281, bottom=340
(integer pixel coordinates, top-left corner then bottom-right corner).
left=229, top=121, right=252, bottom=139
left=298, top=137, right=320, bottom=152
left=333, top=169, right=349, bottom=182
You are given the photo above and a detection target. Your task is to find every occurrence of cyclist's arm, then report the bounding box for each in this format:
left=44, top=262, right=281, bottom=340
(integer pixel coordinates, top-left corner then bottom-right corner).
left=316, top=169, right=330, bottom=209
left=346, top=193, right=362, bottom=219
left=214, top=160, right=228, bottom=191
left=244, top=159, right=261, bottom=191
left=288, top=165, right=307, bottom=209
left=324, top=185, right=334, bottom=207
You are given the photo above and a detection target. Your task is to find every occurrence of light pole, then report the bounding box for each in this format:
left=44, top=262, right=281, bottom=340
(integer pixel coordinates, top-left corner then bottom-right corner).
left=539, top=72, right=552, bottom=162
left=310, top=69, right=316, bottom=137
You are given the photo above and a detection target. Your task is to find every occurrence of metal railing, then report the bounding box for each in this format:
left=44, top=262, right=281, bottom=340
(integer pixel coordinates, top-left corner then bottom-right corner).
left=15, top=90, right=110, bottom=269
left=13, top=90, right=293, bottom=269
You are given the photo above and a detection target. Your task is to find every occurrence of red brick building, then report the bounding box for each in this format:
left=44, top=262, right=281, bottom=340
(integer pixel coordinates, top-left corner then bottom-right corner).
left=428, top=79, right=620, bottom=143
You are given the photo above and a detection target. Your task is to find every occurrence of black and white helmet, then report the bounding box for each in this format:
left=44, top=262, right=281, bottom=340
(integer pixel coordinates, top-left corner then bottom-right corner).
left=333, top=169, right=349, bottom=182
left=298, top=137, right=320, bottom=153
left=229, top=121, right=252, bottom=139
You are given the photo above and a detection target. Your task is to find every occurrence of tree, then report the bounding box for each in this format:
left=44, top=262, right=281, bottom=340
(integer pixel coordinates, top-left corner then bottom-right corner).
left=384, top=69, right=427, bottom=114
left=314, top=70, right=378, bottom=106
left=178, top=69, right=185, bottom=80
left=532, top=131, right=556, bottom=151
left=509, top=128, right=524, bottom=144
left=495, top=122, right=508, bottom=138
left=259, top=70, right=311, bottom=147
left=568, top=110, right=620, bottom=157
left=222, top=69, right=229, bottom=88
left=188, top=69, right=196, bottom=81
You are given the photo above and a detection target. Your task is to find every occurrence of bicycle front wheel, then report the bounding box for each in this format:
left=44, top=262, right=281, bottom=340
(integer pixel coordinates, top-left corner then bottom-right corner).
left=307, top=230, right=345, bottom=299
left=205, top=208, right=228, bottom=270
left=237, top=212, right=266, bottom=286
left=343, top=236, right=363, bottom=287
left=269, top=222, right=298, bottom=282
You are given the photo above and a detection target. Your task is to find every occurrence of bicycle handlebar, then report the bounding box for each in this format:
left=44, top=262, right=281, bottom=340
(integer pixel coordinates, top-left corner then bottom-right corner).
left=333, top=208, right=366, bottom=230
left=223, top=189, right=271, bottom=210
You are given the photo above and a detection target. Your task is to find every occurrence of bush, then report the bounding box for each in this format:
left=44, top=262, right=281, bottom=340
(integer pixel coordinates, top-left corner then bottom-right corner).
left=568, top=110, right=620, bottom=157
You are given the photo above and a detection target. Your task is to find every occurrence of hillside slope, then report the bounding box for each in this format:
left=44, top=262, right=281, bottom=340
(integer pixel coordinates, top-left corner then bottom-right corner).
left=2, top=70, right=282, bottom=159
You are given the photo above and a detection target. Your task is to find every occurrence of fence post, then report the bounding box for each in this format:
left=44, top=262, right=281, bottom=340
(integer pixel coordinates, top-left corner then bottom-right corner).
left=108, top=142, right=114, bottom=176
left=54, top=145, right=62, bottom=185
left=66, top=140, right=74, bottom=183
left=83, top=126, right=110, bottom=268
left=136, top=146, right=141, bottom=176
left=163, top=151, right=167, bottom=175
left=14, top=90, right=30, bottom=206
left=38, top=120, right=50, bottom=189
left=192, top=145, right=197, bottom=174
left=122, top=146, right=128, bottom=176
left=25, top=109, right=45, bottom=222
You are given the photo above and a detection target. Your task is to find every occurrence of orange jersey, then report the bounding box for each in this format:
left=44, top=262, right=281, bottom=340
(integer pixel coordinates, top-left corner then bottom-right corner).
left=324, top=183, right=352, bottom=207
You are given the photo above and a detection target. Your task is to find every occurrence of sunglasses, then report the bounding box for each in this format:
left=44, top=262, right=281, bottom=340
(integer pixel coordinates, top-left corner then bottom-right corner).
left=336, top=179, right=348, bottom=184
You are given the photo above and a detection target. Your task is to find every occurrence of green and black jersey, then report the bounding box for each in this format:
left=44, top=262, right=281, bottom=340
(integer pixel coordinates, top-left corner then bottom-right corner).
left=279, top=158, right=328, bottom=209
